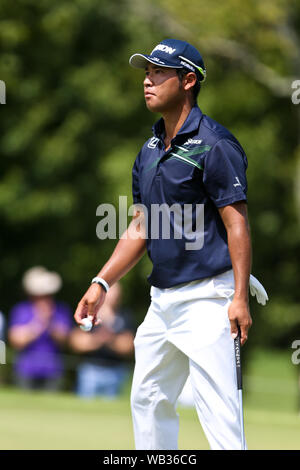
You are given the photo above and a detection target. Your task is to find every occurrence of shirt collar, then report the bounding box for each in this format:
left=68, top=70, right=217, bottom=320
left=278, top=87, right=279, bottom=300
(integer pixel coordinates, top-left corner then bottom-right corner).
left=152, top=105, right=203, bottom=141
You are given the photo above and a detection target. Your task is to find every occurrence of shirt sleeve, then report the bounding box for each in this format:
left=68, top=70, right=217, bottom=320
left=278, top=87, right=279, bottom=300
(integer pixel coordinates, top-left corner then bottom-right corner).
left=9, top=303, right=32, bottom=327
left=203, top=138, right=248, bottom=208
left=132, top=151, right=142, bottom=205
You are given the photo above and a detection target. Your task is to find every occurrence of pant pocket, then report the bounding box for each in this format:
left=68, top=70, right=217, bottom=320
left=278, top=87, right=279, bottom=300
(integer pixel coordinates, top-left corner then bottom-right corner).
left=212, top=270, right=235, bottom=299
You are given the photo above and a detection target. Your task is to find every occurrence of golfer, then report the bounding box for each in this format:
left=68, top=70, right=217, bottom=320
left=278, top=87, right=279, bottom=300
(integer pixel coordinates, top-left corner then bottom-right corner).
left=75, top=39, right=257, bottom=450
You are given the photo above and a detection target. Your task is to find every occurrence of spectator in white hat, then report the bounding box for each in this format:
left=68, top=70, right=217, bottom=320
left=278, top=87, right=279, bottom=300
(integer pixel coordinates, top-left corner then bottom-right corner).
left=8, top=266, right=72, bottom=391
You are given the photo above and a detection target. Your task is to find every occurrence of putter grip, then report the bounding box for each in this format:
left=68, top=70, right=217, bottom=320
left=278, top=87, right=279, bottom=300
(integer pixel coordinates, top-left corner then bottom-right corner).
left=234, top=330, right=243, bottom=390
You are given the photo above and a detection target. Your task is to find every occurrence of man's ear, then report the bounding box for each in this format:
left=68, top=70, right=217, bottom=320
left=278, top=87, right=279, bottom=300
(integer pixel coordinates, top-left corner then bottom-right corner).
left=183, top=72, right=197, bottom=91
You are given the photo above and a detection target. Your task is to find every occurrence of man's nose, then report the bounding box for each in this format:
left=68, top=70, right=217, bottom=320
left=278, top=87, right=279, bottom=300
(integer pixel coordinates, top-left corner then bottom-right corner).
left=144, top=74, right=153, bottom=86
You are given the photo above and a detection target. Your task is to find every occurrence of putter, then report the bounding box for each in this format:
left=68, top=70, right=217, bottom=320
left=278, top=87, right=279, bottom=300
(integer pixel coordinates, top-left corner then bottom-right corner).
left=234, top=326, right=246, bottom=450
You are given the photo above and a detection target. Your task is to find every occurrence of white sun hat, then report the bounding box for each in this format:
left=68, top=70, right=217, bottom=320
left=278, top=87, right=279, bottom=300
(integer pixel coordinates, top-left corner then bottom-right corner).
left=22, top=266, right=62, bottom=296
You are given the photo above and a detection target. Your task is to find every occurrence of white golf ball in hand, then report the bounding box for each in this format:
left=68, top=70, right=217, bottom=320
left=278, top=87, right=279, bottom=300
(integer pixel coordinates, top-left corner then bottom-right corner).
left=80, top=316, right=93, bottom=332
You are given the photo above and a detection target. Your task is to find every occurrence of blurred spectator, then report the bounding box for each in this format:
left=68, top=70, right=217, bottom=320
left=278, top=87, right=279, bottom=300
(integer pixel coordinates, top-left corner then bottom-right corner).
left=69, top=282, right=134, bottom=399
left=8, top=266, right=72, bottom=391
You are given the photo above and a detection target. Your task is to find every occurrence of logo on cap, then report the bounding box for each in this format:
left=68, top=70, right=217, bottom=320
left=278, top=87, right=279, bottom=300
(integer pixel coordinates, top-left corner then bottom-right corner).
left=180, top=61, right=195, bottom=72
left=151, top=44, right=176, bottom=55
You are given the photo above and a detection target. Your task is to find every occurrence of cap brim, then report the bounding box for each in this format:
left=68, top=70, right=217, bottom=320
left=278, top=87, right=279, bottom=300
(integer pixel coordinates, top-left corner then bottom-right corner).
left=129, top=53, right=183, bottom=70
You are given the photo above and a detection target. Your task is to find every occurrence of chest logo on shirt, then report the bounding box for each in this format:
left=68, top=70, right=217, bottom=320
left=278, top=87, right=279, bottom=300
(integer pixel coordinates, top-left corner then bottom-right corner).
left=169, top=145, right=211, bottom=170
left=144, top=144, right=212, bottom=173
left=184, top=138, right=203, bottom=145
left=147, top=137, right=160, bottom=149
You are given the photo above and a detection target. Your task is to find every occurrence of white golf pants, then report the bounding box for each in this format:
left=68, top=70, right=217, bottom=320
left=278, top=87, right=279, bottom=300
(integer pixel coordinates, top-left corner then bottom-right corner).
left=131, top=269, right=245, bottom=450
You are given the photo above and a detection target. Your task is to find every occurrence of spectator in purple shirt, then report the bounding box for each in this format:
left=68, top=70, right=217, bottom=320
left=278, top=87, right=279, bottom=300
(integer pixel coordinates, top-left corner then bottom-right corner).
left=8, top=266, right=72, bottom=391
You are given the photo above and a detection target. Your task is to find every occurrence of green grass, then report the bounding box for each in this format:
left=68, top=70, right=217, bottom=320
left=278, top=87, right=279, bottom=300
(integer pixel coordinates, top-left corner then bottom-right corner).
left=0, top=348, right=299, bottom=450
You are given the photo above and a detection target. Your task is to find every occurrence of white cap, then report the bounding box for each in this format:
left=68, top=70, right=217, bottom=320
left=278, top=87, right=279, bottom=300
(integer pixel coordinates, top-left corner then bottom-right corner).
left=22, top=266, right=62, bottom=296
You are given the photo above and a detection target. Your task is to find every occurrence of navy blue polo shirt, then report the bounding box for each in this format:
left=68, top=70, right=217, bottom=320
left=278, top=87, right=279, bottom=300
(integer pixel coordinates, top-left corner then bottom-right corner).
left=132, top=105, right=248, bottom=288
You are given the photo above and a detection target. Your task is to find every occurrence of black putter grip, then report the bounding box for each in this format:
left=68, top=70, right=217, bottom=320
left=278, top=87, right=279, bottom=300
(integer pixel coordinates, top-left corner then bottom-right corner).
left=234, top=327, right=242, bottom=390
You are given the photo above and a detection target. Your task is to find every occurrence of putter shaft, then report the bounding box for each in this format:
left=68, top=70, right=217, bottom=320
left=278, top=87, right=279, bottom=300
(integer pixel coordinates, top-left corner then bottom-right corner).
left=234, top=329, right=246, bottom=450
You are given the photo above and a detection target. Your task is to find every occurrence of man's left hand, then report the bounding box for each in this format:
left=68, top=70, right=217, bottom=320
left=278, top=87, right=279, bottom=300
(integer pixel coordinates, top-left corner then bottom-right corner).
left=228, top=298, right=252, bottom=346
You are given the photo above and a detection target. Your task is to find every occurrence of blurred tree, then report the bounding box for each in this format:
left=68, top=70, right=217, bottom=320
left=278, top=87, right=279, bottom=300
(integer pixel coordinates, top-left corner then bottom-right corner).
left=0, top=0, right=159, bottom=320
left=0, top=0, right=299, bottom=349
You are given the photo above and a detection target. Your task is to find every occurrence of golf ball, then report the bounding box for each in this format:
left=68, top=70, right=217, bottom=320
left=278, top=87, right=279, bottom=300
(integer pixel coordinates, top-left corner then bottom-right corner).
left=80, top=317, right=93, bottom=332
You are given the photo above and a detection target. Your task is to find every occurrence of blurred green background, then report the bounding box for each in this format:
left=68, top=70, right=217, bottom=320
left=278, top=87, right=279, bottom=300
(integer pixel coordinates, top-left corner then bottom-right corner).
left=0, top=0, right=300, bottom=450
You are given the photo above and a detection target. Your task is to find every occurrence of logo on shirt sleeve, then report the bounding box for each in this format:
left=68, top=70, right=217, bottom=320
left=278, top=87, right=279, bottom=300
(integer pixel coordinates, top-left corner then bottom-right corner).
left=147, top=137, right=160, bottom=149
left=233, top=177, right=242, bottom=188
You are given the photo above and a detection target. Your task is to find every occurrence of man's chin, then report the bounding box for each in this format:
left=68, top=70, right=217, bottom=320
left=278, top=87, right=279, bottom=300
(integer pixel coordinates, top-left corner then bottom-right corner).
left=145, top=100, right=162, bottom=113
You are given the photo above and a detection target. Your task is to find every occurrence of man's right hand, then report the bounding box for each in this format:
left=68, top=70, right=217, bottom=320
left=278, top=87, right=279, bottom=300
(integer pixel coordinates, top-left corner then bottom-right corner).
left=74, top=283, right=106, bottom=327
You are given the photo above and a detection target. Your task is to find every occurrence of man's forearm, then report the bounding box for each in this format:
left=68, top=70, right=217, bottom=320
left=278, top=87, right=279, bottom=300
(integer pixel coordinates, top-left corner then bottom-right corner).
left=227, top=222, right=252, bottom=300
left=219, top=202, right=252, bottom=300
left=218, top=202, right=253, bottom=344
left=97, top=223, right=146, bottom=286
left=74, top=214, right=147, bottom=326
